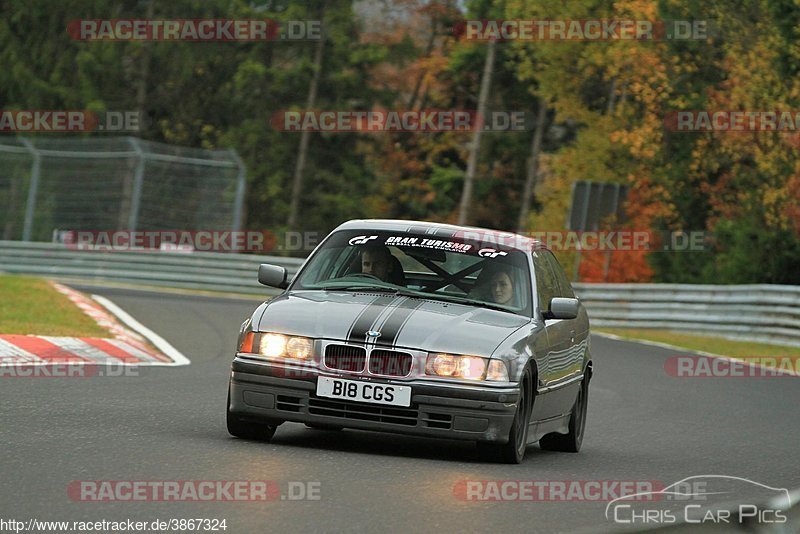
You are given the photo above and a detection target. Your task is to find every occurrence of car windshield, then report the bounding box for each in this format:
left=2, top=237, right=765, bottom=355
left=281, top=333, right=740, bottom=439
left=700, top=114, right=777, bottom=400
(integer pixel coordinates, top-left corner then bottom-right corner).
left=292, top=230, right=532, bottom=316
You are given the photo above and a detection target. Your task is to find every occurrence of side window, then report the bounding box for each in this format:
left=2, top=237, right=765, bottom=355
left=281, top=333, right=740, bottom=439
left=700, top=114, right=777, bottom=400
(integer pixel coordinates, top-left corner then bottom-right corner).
left=543, top=250, right=575, bottom=298
left=532, top=251, right=557, bottom=313
left=303, top=246, right=352, bottom=283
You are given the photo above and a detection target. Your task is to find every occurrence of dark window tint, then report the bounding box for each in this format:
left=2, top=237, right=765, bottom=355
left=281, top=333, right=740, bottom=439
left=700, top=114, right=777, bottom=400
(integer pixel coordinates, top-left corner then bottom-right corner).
left=542, top=250, right=575, bottom=298
left=532, top=251, right=557, bottom=313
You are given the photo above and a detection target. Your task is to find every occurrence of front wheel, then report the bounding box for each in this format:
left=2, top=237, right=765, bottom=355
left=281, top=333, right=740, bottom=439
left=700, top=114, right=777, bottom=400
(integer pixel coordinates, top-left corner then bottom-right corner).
left=539, top=376, right=588, bottom=453
left=477, top=366, right=533, bottom=464
left=226, top=388, right=280, bottom=441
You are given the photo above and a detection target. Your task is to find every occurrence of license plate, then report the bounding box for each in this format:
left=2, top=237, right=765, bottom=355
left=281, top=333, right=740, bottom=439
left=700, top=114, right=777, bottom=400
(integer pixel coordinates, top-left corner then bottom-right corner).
left=316, top=377, right=411, bottom=407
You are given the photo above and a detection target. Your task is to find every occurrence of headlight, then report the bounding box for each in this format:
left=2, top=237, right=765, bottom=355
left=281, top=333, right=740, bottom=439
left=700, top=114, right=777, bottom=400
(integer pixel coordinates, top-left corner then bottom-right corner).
left=425, top=353, right=487, bottom=380
left=286, top=337, right=313, bottom=359
left=238, top=332, right=313, bottom=360
left=429, top=353, right=457, bottom=376
left=486, top=360, right=509, bottom=381
left=260, top=333, right=288, bottom=357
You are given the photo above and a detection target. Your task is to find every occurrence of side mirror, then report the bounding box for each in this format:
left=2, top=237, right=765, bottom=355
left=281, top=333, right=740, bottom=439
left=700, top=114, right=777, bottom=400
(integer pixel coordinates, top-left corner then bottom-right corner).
left=546, top=297, right=579, bottom=320
left=258, top=264, right=288, bottom=289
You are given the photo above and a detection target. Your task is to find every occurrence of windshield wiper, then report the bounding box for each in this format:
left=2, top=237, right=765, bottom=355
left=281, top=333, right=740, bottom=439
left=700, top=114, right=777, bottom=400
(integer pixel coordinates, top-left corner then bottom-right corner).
left=459, top=298, right=513, bottom=314
left=412, top=293, right=513, bottom=313
left=323, top=284, right=417, bottom=296
left=332, top=285, right=399, bottom=292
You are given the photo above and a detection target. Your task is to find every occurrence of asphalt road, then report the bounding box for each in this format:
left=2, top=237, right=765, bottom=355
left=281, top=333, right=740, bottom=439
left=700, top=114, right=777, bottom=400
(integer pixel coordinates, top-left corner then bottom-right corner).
left=2, top=285, right=800, bottom=533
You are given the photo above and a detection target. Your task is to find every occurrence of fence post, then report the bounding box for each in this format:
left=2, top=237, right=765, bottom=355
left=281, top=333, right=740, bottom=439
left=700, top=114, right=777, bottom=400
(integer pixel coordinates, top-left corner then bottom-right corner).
left=571, top=182, right=592, bottom=281
left=228, top=149, right=246, bottom=232
left=126, top=137, right=146, bottom=231
left=20, top=139, right=41, bottom=242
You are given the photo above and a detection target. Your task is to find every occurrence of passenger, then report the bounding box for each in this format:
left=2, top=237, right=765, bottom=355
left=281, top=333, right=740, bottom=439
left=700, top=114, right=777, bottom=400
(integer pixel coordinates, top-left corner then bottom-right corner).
left=472, top=264, right=516, bottom=305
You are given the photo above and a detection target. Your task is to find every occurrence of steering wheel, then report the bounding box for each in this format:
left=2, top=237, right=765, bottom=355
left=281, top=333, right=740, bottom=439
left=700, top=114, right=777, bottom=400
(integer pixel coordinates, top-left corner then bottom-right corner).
left=348, top=272, right=383, bottom=282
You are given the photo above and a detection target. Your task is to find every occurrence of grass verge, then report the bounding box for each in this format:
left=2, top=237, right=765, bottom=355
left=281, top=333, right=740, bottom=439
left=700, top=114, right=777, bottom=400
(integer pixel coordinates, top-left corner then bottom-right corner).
left=0, top=275, right=109, bottom=337
left=596, top=328, right=800, bottom=358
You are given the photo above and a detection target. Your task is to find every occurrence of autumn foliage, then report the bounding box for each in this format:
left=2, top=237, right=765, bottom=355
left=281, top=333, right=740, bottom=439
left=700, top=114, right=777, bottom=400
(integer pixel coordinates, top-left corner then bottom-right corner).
left=2, top=0, right=796, bottom=283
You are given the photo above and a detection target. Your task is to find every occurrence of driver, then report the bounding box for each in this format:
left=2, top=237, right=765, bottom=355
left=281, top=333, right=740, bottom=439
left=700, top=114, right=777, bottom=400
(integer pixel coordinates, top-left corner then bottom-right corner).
left=360, top=245, right=397, bottom=283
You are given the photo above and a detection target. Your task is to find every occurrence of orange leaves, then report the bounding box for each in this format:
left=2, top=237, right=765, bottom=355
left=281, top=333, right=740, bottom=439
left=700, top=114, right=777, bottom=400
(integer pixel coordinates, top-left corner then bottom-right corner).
left=785, top=174, right=800, bottom=236
left=578, top=247, right=654, bottom=282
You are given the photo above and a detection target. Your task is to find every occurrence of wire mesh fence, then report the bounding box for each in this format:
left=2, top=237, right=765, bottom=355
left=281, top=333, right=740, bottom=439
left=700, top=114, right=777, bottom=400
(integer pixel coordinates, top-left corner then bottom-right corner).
left=0, top=137, right=245, bottom=241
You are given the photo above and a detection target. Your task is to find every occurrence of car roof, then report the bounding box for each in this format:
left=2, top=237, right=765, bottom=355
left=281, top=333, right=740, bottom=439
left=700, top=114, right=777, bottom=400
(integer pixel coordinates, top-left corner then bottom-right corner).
left=333, top=219, right=545, bottom=251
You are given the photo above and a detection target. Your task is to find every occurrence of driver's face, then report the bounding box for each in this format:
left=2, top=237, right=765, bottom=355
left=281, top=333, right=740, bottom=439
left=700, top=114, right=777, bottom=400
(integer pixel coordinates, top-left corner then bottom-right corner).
left=361, top=250, right=390, bottom=281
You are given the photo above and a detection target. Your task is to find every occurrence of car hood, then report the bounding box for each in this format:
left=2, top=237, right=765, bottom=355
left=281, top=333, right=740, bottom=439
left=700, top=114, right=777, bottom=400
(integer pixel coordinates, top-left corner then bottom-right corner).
left=255, top=291, right=529, bottom=356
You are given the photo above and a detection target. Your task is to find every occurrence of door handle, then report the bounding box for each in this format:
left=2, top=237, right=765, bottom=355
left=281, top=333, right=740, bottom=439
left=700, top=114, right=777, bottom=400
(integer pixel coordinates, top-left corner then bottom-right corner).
left=570, top=330, right=576, bottom=343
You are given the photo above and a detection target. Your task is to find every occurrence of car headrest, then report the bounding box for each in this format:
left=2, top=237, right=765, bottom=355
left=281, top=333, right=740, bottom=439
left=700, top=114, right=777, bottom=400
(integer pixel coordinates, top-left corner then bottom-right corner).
left=388, top=255, right=406, bottom=286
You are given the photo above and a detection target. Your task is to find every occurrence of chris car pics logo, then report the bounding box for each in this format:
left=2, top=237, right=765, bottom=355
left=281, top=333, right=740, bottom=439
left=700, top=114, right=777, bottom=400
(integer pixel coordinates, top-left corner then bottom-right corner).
left=605, top=475, right=790, bottom=526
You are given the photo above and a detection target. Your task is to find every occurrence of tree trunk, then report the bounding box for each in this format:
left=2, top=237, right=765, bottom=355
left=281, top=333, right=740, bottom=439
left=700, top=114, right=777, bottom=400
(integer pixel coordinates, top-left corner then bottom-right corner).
left=457, top=38, right=496, bottom=226
left=407, top=15, right=438, bottom=110
left=606, top=77, right=617, bottom=115
left=136, top=0, right=153, bottom=131
left=286, top=14, right=326, bottom=231
left=516, top=97, right=547, bottom=233
left=119, top=0, right=153, bottom=230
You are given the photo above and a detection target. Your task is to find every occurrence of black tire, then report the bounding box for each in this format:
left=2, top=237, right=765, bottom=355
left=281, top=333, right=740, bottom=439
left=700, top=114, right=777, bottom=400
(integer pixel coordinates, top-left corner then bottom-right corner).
left=304, top=423, right=343, bottom=431
left=477, top=366, right=533, bottom=464
left=226, top=388, right=280, bottom=441
left=539, top=376, right=588, bottom=453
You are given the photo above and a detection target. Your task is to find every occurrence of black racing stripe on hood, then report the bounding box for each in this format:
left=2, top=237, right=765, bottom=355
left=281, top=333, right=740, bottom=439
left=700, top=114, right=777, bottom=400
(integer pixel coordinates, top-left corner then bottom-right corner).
left=346, top=294, right=396, bottom=343
left=374, top=297, right=426, bottom=347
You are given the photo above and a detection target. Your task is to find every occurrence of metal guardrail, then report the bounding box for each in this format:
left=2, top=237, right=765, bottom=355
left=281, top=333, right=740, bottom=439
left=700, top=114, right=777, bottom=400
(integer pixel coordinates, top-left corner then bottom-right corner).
left=573, top=283, right=800, bottom=348
left=0, top=240, right=303, bottom=295
left=1, top=241, right=798, bottom=347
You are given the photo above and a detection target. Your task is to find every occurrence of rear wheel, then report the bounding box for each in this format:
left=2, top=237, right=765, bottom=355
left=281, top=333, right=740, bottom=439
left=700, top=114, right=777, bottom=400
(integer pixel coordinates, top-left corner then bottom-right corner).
left=539, top=376, right=588, bottom=452
left=226, top=387, right=280, bottom=441
left=477, top=367, right=533, bottom=464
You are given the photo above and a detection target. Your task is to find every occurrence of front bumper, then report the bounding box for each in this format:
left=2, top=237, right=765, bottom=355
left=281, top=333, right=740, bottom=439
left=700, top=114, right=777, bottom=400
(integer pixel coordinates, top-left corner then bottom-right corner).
left=229, top=356, right=520, bottom=443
